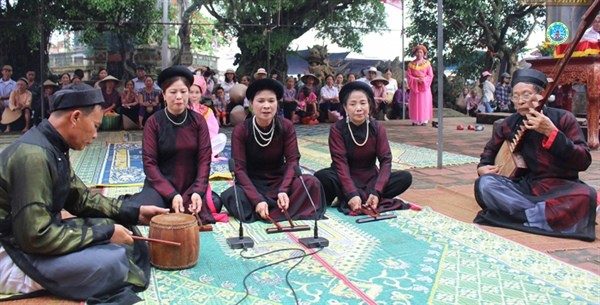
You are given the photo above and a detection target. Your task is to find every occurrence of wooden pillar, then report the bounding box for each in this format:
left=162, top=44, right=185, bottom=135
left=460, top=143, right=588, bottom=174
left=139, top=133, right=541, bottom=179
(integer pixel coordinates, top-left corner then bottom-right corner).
left=587, top=62, right=600, bottom=149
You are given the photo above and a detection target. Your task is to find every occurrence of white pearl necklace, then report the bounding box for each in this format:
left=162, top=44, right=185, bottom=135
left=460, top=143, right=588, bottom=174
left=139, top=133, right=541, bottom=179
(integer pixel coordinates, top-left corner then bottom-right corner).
left=252, top=116, right=275, bottom=147
left=348, top=121, right=369, bottom=147
left=164, top=108, right=188, bottom=126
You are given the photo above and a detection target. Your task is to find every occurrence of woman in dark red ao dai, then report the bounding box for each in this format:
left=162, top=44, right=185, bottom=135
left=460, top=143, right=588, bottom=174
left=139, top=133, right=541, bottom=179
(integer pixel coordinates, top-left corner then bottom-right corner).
left=127, top=66, right=216, bottom=223
left=314, top=81, right=414, bottom=215
left=221, top=79, right=326, bottom=222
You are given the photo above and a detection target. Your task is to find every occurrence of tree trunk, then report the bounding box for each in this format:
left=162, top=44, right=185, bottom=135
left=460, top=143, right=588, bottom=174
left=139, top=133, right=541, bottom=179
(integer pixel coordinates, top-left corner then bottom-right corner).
left=173, top=2, right=204, bottom=66
left=237, top=33, right=290, bottom=80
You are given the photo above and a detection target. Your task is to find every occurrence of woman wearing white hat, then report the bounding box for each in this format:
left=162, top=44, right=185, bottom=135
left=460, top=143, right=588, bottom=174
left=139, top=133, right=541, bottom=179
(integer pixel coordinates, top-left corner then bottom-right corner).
left=221, top=68, right=237, bottom=102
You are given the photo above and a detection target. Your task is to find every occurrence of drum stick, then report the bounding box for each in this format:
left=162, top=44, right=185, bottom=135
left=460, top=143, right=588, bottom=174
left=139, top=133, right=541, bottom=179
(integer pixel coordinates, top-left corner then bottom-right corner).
left=131, top=235, right=181, bottom=246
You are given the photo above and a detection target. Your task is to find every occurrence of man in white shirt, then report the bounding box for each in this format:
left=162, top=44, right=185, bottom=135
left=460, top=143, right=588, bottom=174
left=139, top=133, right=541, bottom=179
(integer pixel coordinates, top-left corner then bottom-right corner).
left=582, top=14, right=600, bottom=42
left=131, top=65, right=160, bottom=91
left=0, top=65, right=16, bottom=110
left=319, top=75, right=339, bottom=122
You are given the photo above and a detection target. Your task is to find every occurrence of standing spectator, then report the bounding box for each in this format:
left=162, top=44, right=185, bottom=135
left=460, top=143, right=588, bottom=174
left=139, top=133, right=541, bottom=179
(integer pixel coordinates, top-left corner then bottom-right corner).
left=495, top=72, right=512, bottom=112
left=93, top=68, right=108, bottom=88
left=407, top=44, right=433, bottom=126
left=371, top=76, right=389, bottom=120
left=253, top=68, right=268, bottom=80
left=0, top=65, right=17, bottom=113
left=25, top=70, right=38, bottom=93
left=73, top=69, right=85, bottom=81
left=347, top=73, right=356, bottom=82
left=40, top=80, right=59, bottom=121
left=26, top=70, right=41, bottom=125
left=480, top=71, right=496, bottom=113
left=221, top=68, right=237, bottom=102
left=319, top=75, right=339, bottom=122
left=4, top=78, right=32, bottom=132
left=367, top=67, right=378, bottom=82
left=356, top=68, right=369, bottom=84
left=282, top=76, right=298, bottom=121
left=137, top=75, right=161, bottom=127
left=132, top=65, right=160, bottom=91
left=334, top=73, right=345, bottom=91
left=384, top=69, right=398, bottom=93
left=240, top=75, right=250, bottom=86
left=201, top=68, right=216, bottom=106
left=98, top=76, right=121, bottom=114
left=71, top=74, right=82, bottom=85
left=384, top=69, right=398, bottom=105
left=58, top=73, right=70, bottom=89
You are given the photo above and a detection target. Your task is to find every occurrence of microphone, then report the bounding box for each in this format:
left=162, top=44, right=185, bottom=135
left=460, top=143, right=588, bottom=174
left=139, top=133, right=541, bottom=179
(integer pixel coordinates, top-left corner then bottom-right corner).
left=294, top=166, right=329, bottom=248
left=226, top=158, right=254, bottom=249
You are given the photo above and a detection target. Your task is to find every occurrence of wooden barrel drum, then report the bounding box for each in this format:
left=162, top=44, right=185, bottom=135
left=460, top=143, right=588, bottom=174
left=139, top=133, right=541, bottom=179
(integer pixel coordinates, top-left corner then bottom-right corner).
left=149, top=214, right=199, bottom=270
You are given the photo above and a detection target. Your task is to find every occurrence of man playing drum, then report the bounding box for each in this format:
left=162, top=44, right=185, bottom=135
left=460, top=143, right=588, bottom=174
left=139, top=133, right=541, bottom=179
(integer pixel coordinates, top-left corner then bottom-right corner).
left=474, top=68, right=596, bottom=241
left=0, top=83, right=168, bottom=303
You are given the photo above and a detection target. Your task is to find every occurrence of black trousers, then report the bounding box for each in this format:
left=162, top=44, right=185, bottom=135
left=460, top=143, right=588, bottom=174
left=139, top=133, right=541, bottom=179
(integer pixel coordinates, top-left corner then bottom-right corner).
left=314, top=167, right=412, bottom=204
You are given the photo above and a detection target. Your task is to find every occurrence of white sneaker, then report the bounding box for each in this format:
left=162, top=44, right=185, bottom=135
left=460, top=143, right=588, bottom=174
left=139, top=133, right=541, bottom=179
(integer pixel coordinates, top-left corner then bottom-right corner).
left=384, top=114, right=389, bottom=121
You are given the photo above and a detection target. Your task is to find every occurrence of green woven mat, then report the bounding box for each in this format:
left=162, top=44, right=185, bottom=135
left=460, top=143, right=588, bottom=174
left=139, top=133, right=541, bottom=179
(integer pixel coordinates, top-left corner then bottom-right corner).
left=296, top=134, right=478, bottom=172
left=129, top=207, right=598, bottom=304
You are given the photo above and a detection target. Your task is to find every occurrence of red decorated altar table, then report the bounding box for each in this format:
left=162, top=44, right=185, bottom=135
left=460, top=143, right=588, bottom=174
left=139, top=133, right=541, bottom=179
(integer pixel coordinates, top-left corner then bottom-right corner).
left=527, top=55, right=600, bottom=149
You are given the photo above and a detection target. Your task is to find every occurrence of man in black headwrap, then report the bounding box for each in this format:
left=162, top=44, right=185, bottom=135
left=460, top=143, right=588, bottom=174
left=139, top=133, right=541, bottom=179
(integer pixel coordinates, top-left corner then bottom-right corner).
left=0, top=83, right=168, bottom=303
left=474, top=69, right=596, bottom=241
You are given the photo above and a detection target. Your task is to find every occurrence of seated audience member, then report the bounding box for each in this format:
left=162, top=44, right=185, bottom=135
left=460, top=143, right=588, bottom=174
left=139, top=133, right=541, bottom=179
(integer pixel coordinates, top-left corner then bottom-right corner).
left=98, top=75, right=122, bottom=114
left=0, top=83, right=168, bottom=303
left=314, top=81, right=414, bottom=215
left=213, top=86, right=228, bottom=126
left=120, top=79, right=141, bottom=129
left=320, top=74, right=340, bottom=119
left=4, top=78, right=32, bottom=132
left=221, top=79, right=326, bottom=223
left=465, top=89, right=480, bottom=117
left=189, top=75, right=227, bottom=160
left=128, top=66, right=219, bottom=224
left=282, top=76, right=298, bottom=121
left=391, top=85, right=409, bottom=119
left=370, top=75, right=389, bottom=120
left=474, top=68, right=596, bottom=241
left=137, top=75, right=161, bottom=127
left=298, top=86, right=318, bottom=125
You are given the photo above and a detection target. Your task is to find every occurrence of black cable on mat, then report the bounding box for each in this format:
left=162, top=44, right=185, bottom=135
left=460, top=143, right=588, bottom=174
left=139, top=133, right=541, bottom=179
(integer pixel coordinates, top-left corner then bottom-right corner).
left=235, top=247, right=324, bottom=305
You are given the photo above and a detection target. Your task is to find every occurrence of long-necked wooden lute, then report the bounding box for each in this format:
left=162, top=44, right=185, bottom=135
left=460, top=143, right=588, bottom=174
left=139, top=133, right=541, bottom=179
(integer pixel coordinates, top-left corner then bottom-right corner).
left=496, top=0, right=600, bottom=177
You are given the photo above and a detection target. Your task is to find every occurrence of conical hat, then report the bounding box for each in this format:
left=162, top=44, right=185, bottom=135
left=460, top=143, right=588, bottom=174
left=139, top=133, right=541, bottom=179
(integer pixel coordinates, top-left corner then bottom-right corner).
left=1, top=108, right=22, bottom=124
